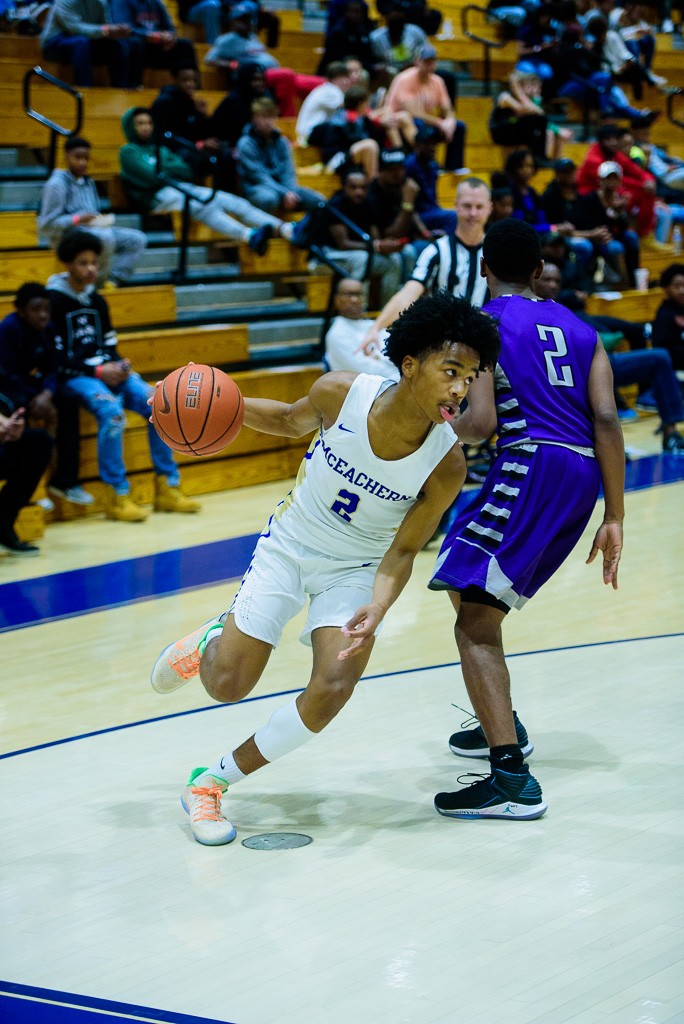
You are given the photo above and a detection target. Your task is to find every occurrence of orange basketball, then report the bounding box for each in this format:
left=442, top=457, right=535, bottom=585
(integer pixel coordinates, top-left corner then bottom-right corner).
left=152, top=364, right=244, bottom=456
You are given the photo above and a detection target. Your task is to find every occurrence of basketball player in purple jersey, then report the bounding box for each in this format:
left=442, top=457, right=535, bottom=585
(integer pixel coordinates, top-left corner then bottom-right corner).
left=430, top=219, right=625, bottom=820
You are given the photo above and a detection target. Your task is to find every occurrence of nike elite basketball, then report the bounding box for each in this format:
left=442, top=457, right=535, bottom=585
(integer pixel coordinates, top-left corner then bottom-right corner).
left=152, top=364, right=244, bottom=456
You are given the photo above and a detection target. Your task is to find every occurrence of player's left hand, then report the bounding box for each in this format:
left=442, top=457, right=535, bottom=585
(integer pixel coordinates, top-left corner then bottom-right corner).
left=586, top=520, right=623, bottom=589
left=338, top=603, right=384, bottom=660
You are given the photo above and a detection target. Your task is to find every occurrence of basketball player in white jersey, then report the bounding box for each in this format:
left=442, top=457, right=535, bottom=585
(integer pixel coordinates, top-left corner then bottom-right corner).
left=150, top=291, right=501, bottom=846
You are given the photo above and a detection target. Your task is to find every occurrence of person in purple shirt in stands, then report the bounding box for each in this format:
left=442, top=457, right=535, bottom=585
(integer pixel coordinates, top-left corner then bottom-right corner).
left=429, top=218, right=625, bottom=822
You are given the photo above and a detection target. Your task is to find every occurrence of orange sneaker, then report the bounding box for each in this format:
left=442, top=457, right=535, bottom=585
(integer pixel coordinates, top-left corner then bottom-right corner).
left=150, top=616, right=224, bottom=693
left=182, top=768, right=236, bottom=846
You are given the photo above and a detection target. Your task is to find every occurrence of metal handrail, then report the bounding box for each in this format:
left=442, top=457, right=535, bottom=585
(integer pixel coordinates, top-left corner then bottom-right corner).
left=460, top=4, right=506, bottom=96
left=305, top=202, right=376, bottom=353
left=667, top=89, right=684, bottom=131
left=23, top=67, right=83, bottom=172
left=155, top=130, right=218, bottom=281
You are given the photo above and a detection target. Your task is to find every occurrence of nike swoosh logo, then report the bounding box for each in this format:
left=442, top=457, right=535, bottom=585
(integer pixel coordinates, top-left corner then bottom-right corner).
left=338, top=423, right=354, bottom=433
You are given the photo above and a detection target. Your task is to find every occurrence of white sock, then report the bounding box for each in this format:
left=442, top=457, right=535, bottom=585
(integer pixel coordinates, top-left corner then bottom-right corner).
left=197, top=754, right=246, bottom=789
left=279, top=222, right=294, bottom=240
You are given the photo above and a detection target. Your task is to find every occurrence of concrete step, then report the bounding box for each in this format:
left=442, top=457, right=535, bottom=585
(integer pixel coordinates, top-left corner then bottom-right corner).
left=0, top=181, right=43, bottom=208
left=134, top=245, right=211, bottom=271
left=248, top=316, right=323, bottom=348
left=175, top=298, right=308, bottom=323
left=174, top=280, right=274, bottom=309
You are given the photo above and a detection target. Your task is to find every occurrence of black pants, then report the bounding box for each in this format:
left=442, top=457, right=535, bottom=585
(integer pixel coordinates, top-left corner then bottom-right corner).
left=0, top=428, right=53, bottom=530
left=50, top=392, right=83, bottom=492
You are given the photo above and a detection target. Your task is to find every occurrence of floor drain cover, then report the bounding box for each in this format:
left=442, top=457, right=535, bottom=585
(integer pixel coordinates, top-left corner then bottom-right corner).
left=242, top=832, right=313, bottom=850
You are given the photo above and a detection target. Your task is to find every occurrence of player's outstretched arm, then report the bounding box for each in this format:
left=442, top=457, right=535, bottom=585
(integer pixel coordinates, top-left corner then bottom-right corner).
left=586, top=339, right=625, bottom=590
left=359, top=280, right=425, bottom=356
left=339, top=446, right=467, bottom=660
left=242, top=372, right=357, bottom=438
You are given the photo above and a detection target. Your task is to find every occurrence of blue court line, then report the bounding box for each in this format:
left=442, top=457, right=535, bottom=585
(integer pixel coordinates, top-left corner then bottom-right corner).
left=1, top=454, right=682, bottom=634
left=0, top=981, right=234, bottom=1024
left=0, top=533, right=259, bottom=633
left=1, top=632, right=680, bottom=763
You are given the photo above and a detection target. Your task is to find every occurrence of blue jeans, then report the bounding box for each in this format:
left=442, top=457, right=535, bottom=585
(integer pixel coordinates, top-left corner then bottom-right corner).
left=609, top=348, right=683, bottom=427
left=63, top=372, right=179, bottom=494
left=601, top=232, right=640, bottom=287
left=42, top=33, right=143, bottom=88
left=186, top=0, right=222, bottom=43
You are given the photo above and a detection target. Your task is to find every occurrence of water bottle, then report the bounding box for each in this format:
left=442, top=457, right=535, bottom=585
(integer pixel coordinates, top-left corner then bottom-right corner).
left=673, top=226, right=683, bottom=256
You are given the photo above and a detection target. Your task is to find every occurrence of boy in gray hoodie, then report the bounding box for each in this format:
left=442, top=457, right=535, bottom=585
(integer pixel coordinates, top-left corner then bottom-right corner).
left=39, top=135, right=147, bottom=287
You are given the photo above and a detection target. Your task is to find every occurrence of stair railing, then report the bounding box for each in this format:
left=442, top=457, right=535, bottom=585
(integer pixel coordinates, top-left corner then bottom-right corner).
left=23, top=67, right=83, bottom=173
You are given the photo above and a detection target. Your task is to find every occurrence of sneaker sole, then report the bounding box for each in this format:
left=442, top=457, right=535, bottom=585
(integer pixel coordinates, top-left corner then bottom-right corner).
left=181, top=792, right=237, bottom=846
left=449, top=740, right=534, bottom=759
left=434, top=798, right=547, bottom=820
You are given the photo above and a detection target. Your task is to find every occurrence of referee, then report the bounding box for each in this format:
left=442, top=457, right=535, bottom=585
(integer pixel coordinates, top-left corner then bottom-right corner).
left=362, top=177, right=492, bottom=354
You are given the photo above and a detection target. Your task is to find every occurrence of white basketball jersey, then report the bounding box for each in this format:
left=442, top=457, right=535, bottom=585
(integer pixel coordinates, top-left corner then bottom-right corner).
left=268, top=373, right=458, bottom=561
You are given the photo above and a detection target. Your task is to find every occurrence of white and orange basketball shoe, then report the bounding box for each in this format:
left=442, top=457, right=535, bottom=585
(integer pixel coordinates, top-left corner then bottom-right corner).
left=150, top=615, right=225, bottom=693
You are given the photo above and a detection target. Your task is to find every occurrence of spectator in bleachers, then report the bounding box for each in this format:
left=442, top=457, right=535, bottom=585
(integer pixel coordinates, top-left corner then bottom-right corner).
left=552, top=13, right=660, bottom=126
left=653, top=263, right=684, bottom=372
left=47, top=231, right=202, bottom=522
left=404, top=124, right=457, bottom=236
left=0, top=283, right=92, bottom=509
left=318, top=0, right=377, bottom=75
left=501, top=148, right=573, bottom=235
left=151, top=63, right=236, bottom=191
left=119, top=107, right=305, bottom=252
left=630, top=119, right=684, bottom=197
left=110, top=0, right=196, bottom=73
left=574, top=159, right=640, bottom=287
left=371, top=3, right=459, bottom=100
left=375, top=0, right=442, bottom=37
left=296, top=62, right=351, bottom=148
left=536, top=260, right=684, bottom=454
left=577, top=123, right=658, bottom=241
left=515, top=5, right=557, bottom=88
left=489, top=71, right=552, bottom=162
left=236, top=98, right=326, bottom=215
left=384, top=44, right=467, bottom=172
left=0, top=401, right=53, bottom=556
left=367, top=149, right=421, bottom=270
left=204, top=2, right=323, bottom=117
left=609, top=0, right=668, bottom=87
left=179, top=0, right=278, bottom=46
left=311, top=167, right=408, bottom=306
left=315, top=86, right=385, bottom=178
left=40, top=0, right=143, bottom=88
left=324, top=277, right=398, bottom=377
left=488, top=182, right=515, bottom=225
left=615, top=126, right=684, bottom=244
left=38, top=136, right=147, bottom=288
left=541, top=157, right=603, bottom=278
left=208, top=63, right=276, bottom=149
left=584, top=14, right=653, bottom=103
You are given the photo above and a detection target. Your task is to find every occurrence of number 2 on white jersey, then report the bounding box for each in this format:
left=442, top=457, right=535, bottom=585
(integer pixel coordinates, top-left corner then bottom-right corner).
left=537, top=324, right=575, bottom=388
left=331, top=489, right=360, bottom=523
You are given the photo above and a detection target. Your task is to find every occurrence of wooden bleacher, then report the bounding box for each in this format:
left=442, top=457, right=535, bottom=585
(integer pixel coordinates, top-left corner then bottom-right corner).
left=3, top=12, right=683, bottom=542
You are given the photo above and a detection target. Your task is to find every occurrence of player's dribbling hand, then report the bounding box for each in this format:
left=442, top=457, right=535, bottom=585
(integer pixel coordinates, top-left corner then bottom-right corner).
left=338, top=603, right=385, bottom=659
left=586, top=520, right=623, bottom=590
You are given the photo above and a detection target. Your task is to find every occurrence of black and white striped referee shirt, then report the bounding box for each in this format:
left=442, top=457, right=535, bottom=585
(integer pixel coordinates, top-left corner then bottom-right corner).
left=410, top=234, right=489, bottom=308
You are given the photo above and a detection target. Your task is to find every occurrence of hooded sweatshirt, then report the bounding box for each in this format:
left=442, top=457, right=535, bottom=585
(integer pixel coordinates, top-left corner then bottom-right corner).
left=38, top=169, right=101, bottom=242
left=46, top=273, right=122, bottom=379
left=119, top=107, right=194, bottom=210
left=0, top=312, right=59, bottom=408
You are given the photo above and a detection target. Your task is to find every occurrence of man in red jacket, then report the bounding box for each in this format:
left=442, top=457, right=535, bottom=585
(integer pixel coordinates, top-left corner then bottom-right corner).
left=577, top=123, right=656, bottom=240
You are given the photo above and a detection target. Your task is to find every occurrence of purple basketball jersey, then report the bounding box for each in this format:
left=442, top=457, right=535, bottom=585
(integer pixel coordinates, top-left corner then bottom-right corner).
left=485, top=295, right=598, bottom=450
